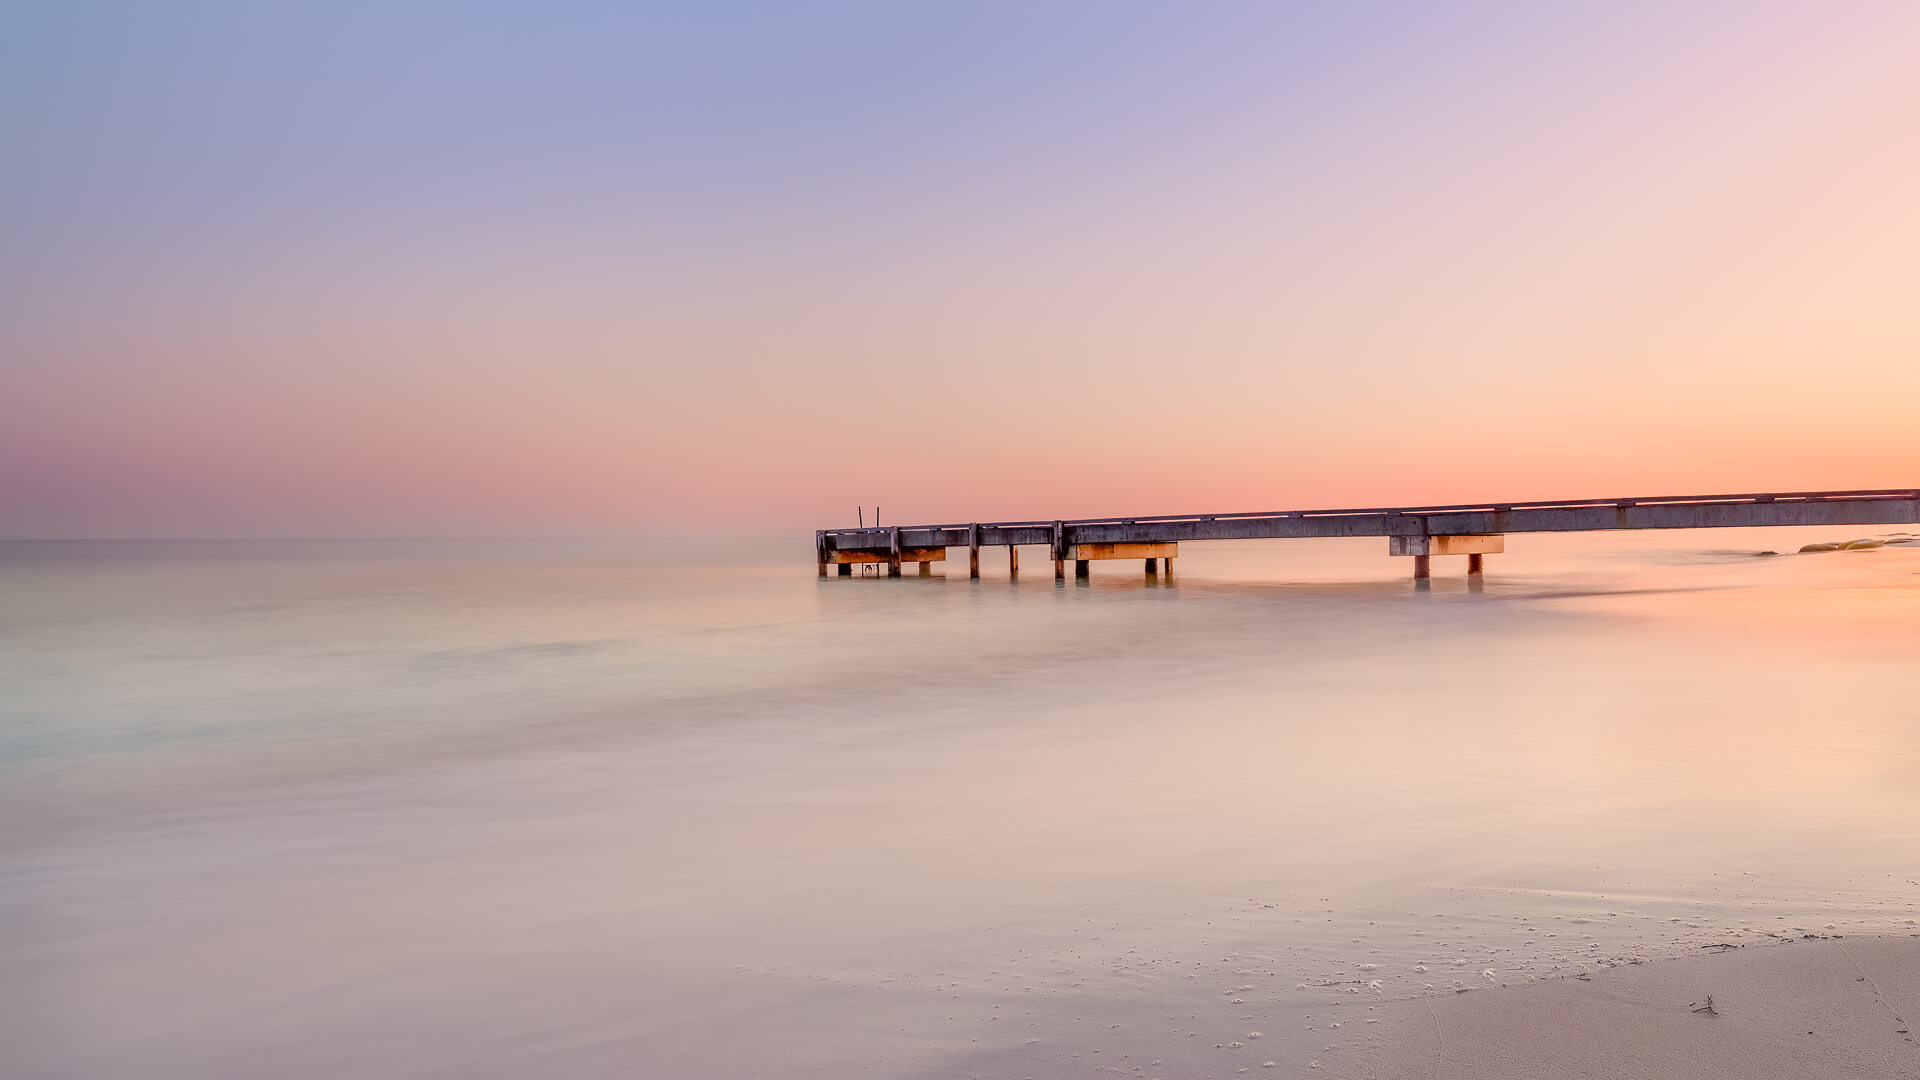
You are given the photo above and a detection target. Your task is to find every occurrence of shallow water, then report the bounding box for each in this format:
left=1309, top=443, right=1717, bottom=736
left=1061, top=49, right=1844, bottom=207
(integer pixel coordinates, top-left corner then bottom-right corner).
left=3, top=530, right=1918, bottom=1077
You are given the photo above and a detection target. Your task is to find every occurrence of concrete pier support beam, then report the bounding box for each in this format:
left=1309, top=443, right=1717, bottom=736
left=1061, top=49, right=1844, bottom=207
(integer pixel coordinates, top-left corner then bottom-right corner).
left=1008, top=546, right=1018, bottom=578
left=1392, top=534, right=1499, bottom=588
left=1065, top=543, right=1176, bottom=562
left=888, top=527, right=902, bottom=578
left=1467, top=552, right=1484, bottom=575
left=830, top=547, right=944, bottom=571
left=1390, top=534, right=1505, bottom=558
left=1144, top=557, right=1157, bottom=574
left=918, top=561, right=931, bottom=576
left=969, top=523, right=981, bottom=579
left=837, top=563, right=852, bottom=576
left=1053, top=521, right=1066, bottom=581
left=1075, top=559, right=1090, bottom=578
left=816, top=531, right=827, bottom=577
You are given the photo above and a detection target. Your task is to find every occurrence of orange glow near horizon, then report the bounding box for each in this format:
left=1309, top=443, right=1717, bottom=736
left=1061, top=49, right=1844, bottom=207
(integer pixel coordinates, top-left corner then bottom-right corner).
left=4, top=3, right=1919, bottom=537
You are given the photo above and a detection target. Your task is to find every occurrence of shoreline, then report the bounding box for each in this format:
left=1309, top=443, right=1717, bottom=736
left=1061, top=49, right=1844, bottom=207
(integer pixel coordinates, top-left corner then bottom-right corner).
left=1340, top=934, right=1919, bottom=1078
left=914, top=934, right=1918, bottom=1079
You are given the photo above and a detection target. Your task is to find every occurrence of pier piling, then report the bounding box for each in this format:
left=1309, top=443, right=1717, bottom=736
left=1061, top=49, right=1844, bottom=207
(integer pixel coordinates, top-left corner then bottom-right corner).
left=969, top=523, right=980, bottom=579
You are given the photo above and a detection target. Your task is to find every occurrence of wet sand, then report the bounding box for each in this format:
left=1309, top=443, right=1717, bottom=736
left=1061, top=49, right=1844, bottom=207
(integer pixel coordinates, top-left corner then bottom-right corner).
left=910, top=936, right=1920, bottom=1078
left=1348, top=934, right=1920, bottom=1079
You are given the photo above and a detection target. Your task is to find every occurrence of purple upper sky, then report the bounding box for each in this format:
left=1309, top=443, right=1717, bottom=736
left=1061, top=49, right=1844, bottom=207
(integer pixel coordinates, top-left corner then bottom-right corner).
left=6, top=2, right=1918, bottom=537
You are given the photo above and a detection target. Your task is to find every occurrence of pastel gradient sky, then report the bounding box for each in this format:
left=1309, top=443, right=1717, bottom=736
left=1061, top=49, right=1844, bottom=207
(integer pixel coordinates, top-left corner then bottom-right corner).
left=5, top=1, right=1918, bottom=538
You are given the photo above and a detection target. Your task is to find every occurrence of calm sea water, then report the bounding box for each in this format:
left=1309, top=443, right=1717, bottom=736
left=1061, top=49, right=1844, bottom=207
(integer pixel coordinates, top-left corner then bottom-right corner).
left=3, top=530, right=1918, bottom=1077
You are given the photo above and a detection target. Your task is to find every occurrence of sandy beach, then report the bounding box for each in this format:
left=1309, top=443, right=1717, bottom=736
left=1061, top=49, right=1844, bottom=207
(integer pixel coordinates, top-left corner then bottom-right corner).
left=1349, top=935, right=1919, bottom=1079
left=918, top=936, right=1920, bottom=1079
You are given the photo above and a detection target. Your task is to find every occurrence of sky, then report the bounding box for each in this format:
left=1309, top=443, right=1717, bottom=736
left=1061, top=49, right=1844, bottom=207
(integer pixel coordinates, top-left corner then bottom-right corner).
left=4, top=1, right=1918, bottom=538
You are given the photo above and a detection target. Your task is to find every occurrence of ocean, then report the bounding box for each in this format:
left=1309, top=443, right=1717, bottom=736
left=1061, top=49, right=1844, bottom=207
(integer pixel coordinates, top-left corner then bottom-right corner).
left=3, top=529, right=1917, bottom=1077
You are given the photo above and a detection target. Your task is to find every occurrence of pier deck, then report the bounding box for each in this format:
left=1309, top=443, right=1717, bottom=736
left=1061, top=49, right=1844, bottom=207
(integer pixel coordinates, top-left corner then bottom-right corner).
left=814, top=489, right=1920, bottom=581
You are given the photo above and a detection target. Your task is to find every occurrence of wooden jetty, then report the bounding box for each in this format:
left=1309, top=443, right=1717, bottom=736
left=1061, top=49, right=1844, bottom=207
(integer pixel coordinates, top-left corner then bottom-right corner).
left=815, top=489, right=1920, bottom=583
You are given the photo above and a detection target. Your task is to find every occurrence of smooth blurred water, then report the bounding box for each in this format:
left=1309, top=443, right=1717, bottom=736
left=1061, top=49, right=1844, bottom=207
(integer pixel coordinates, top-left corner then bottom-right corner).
left=3, top=531, right=1918, bottom=1078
